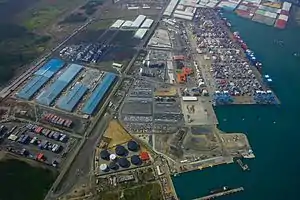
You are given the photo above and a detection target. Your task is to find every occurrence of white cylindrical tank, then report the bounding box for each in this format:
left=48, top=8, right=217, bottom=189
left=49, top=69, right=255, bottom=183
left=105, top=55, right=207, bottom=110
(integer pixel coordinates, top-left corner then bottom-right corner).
left=100, top=164, right=108, bottom=172
left=110, top=154, right=117, bottom=161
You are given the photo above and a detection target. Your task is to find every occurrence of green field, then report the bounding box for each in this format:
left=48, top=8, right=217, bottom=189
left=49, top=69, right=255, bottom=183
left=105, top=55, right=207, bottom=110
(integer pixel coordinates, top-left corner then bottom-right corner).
left=22, top=0, right=87, bottom=30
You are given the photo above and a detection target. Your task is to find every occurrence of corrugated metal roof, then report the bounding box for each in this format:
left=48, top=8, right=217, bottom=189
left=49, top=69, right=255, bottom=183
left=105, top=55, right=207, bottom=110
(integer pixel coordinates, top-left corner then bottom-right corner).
left=122, top=21, right=133, bottom=28
left=34, top=59, right=65, bottom=78
left=82, top=73, right=116, bottom=115
left=16, top=75, right=49, bottom=100
left=132, top=15, right=146, bottom=28
left=163, top=0, right=179, bottom=16
left=141, top=19, right=154, bottom=28
left=134, top=28, right=148, bottom=39
left=57, top=83, right=88, bottom=112
left=174, top=9, right=195, bottom=17
left=111, top=20, right=125, bottom=28
left=36, top=64, right=83, bottom=106
left=173, top=13, right=193, bottom=20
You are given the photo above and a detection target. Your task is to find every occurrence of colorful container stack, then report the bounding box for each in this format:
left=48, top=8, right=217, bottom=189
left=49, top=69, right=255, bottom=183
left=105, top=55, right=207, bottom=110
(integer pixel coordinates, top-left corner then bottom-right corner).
left=235, top=1, right=258, bottom=19
left=275, top=2, right=291, bottom=29
left=217, top=0, right=241, bottom=11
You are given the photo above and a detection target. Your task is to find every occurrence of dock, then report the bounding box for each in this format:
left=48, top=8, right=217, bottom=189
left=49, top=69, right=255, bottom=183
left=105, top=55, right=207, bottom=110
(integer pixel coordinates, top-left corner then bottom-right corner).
left=194, top=187, right=244, bottom=200
left=236, top=159, right=249, bottom=171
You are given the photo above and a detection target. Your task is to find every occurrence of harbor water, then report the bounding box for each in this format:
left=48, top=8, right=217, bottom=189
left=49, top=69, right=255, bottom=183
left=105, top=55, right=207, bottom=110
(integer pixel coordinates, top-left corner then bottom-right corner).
left=173, top=13, right=300, bottom=200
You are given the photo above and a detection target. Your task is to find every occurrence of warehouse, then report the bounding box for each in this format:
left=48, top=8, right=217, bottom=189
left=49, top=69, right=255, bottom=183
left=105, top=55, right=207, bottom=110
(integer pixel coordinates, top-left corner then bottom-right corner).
left=173, top=13, right=194, bottom=20
left=134, top=28, right=148, bottom=39
left=36, top=64, right=83, bottom=106
left=182, top=96, right=198, bottom=101
left=16, top=59, right=65, bottom=100
left=121, top=21, right=133, bottom=29
left=34, top=59, right=65, bottom=78
left=57, top=83, right=88, bottom=112
left=141, top=19, right=154, bottom=28
left=131, top=15, right=146, bottom=28
left=110, top=19, right=125, bottom=29
left=163, top=0, right=179, bottom=16
left=81, top=72, right=116, bottom=115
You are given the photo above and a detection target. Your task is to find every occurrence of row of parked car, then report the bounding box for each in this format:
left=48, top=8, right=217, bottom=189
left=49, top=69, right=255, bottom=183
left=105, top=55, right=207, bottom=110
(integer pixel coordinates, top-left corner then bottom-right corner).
left=26, top=124, right=68, bottom=143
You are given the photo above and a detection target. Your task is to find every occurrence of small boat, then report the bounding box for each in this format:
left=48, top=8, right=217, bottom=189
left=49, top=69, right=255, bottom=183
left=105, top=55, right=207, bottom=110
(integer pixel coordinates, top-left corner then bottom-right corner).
left=210, top=186, right=229, bottom=194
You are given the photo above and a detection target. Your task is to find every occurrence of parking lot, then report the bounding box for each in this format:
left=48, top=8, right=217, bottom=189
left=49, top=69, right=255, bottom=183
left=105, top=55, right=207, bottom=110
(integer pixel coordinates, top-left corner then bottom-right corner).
left=0, top=122, right=78, bottom=168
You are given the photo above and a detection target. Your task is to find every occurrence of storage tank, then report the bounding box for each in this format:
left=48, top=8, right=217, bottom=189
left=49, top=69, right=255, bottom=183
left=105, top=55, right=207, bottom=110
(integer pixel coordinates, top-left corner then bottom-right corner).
left=115, top=145, right=127, bottom=156
left=118, top=157, right=130, bottom=168
left=127, top=140, right=140, bottom=152
left=109, top=162, right=119, bottom=170
left=131, top=155, right=142, bottom=165
left=109, top=153, right=117, bottom=161
left=99, top=163, right=108, bottom=172
left=100, top=149, right=110, bottom=160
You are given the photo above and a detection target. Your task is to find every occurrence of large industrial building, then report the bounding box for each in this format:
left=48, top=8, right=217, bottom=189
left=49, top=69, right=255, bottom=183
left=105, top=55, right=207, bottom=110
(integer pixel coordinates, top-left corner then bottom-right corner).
left=36, top=64, right=83, bottom=106
left=131, top=15, right=146, bottom=28
left=134, top=28, right=148, bottom=39
left=121, top=21, right=133, bottom=29
left=163, top=0, right=179, bottom=16
left=16, top=59, right=65, bottom=100
left=81, top=72, right=116, bottom=115
left=57, top=83, right=88, bottom=112
left=140, top=19, right=154, bottom=28
left=110, top=19, right=125, bottom=29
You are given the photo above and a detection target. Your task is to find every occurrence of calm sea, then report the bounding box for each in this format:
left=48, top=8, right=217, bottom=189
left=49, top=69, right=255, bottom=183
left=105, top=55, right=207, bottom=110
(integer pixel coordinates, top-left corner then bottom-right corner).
left=173, top=12, right=300, bottom=200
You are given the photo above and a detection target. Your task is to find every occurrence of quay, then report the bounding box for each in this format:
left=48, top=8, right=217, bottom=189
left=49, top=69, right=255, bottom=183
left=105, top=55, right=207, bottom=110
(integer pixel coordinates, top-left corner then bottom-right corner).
left=237, top=159, right=250, bottom=171
left=194, top=187, right=244, bottom=200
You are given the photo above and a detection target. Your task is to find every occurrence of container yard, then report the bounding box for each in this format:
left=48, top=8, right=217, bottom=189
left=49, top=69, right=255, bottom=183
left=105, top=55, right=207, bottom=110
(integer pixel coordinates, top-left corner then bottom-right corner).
left=161, top=0, right=292, bottom=29
left=191, top=8, right=279, bottom=105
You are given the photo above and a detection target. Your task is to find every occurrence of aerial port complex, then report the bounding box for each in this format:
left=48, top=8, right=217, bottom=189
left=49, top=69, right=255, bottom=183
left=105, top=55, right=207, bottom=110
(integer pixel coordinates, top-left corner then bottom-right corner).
left=0, top=0, right=284, bottom=199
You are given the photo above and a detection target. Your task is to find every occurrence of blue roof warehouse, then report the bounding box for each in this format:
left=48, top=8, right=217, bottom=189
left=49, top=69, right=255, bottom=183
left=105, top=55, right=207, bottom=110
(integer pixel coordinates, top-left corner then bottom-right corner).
left=16, top=59, right=65, bottom=100
left=57, top=83, right=88, bottom=112
left=36, top=64, right=83, bottom=106
left=82, top=73, right=116, bottom=115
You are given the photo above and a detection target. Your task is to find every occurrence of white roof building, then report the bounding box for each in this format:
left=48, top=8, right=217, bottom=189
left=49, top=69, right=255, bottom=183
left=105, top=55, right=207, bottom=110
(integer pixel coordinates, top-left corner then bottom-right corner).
left=174, top=13, right=193, bottom=20
left=141, top=19, right=154, bottom=28
left=182, top=96, right=198, bottom=101
left=134, top=28, right=148, bottom=39
left=110, top=20, right=125, bottom=29
left=121, top=21, right=133, bottom=29
left=132, top=15, right=146, bottom=28
left=163, top=0, right=179, bottom=16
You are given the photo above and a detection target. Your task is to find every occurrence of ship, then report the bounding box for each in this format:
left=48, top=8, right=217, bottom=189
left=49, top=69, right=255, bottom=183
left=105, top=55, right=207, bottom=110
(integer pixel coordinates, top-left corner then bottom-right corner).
left=210, top=186, right=230, bottom=194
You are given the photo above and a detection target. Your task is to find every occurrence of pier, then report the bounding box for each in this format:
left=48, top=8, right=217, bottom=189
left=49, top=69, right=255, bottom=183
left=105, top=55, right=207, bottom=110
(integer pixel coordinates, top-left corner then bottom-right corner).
left=194, top=187, right=244, bottom=200
left=236, top=159, right=249, bottom=171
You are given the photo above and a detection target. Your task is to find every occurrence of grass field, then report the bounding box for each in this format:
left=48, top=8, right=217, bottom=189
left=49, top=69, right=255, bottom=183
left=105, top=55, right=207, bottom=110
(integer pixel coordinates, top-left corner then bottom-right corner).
left=88, top=19, right=115, bottom=30
left=21, top=0, right=87, bottom=30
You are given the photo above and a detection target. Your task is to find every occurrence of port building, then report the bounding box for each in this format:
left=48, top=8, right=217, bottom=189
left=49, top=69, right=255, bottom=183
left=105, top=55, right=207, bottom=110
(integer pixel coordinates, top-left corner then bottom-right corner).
left=16, top=59, right=65, bottom=100
left=36, top=64, right=83, bottom=106
left=131, top=15, right=146, bottom=28
left=110, top=19, right=125, bottom=29
left=81, top=72, right=116, bottom=115
left=141, top=19, right=154, bottom=28
left=134, top=28, right=148, bottom=39
left=57, top=83, right=88, bottom=112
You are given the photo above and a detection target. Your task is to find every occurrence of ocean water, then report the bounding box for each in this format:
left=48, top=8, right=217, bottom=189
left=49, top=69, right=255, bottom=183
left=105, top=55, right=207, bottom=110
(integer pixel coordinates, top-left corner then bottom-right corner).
left=173, top=13, right=300, bottom=200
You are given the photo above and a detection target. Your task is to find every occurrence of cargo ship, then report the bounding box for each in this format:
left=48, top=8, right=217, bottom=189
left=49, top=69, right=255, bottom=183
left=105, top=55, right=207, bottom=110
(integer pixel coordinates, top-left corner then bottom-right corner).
left=210, top=186, right=230, bottom=194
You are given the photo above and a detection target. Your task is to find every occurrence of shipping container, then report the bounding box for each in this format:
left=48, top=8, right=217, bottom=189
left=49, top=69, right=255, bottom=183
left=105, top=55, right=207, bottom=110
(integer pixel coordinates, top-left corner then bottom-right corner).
left=275, top=19, right=287, bottom=28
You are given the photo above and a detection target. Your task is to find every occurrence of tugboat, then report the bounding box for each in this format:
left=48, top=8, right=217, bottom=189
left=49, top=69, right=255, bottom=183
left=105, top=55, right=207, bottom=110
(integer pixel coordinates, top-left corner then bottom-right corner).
left=210, top=186, right=230, bottom=194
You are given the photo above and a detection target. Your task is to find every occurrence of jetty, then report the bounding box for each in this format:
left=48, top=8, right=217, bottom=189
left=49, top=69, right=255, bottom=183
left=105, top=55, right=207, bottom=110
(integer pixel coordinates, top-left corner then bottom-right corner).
left=236, top=159, right=249, bottom=171
left=194, top=187, right=244, bottom=200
